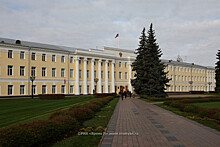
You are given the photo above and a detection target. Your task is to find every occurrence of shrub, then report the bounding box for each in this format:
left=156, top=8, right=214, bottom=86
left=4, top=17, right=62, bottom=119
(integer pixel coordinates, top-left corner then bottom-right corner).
left=68, top=108, right=94, bottom=123
left=163, top=101, right=172, bottom=106
left=0, top=115, right=79, bottom=147
left=206, top=108, right=220, bottom=118
left=198, top=108, right=209, bottom=118
left=38, top=94, right=65, bottom=100
left=213, top=112, right=220, bottom=121
left=184, top=105, right=197, bottom=113
left=170, top=102, right=182, bottom=109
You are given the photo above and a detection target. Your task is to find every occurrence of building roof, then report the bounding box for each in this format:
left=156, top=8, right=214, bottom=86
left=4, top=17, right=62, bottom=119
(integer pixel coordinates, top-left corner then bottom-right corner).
left=0, top=37, right=77, bottom=52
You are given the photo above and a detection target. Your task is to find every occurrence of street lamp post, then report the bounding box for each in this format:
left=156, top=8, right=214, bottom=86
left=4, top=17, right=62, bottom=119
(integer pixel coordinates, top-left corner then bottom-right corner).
left=94, top=78, right=99, bottom=94
left=189, top=81, right=193, bottom=92
left=208, top=82, right=212, bottom=93
left=30, top=76, right=35, bottom=99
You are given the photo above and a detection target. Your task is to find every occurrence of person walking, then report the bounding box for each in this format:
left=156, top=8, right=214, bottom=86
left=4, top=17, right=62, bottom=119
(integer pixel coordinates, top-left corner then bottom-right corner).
left=120, top=90, right=123, bottom=101
left=132, top=93, right=135, bottom=99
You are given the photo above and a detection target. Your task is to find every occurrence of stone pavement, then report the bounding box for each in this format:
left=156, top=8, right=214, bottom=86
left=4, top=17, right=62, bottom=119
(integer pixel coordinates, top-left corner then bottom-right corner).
left=100, top=97, right=220, bottom=147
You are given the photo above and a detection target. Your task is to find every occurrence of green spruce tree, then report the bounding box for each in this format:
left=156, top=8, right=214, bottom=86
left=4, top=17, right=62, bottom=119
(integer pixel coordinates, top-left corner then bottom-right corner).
left=215, top=50, right=220, bottom=92
left=131, top=23, right=170, bottom=98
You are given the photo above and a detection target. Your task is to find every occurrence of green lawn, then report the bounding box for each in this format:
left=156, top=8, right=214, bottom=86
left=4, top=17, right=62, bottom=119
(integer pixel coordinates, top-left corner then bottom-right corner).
left=53, top=97, right=119, bottom=147
left=193, top=102, right=220, bottom=109
left=0, top=96, right=98, bottom=129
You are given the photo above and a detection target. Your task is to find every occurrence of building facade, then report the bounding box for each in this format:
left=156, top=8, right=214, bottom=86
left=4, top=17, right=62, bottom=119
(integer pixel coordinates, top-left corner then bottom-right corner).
left=0, top=38, right=215, bottom=96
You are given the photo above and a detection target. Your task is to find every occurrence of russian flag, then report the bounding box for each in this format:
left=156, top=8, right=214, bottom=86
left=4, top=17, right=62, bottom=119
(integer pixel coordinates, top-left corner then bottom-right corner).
left=115, top=33, right=119, bottom=38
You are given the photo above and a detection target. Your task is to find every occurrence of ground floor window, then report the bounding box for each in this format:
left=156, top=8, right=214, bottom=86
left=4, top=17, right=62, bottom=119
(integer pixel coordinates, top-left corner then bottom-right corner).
left=42, top=85, right=46, bottom=94
left=101, top=85, right=104, bottom=93
left=70, top=85, right=74, bottom=94
left=32, top=85, right=36, bottom=94
left=87, top=85, right=89, bottom=94
left=79, top=85, right=82, bottom=94
left=108, top=85, right=110, bottom=93
left=8, top=85, right=13, bottom=95
left=20, top=85, right=25, bottom=95
left=52, top=85, right=56, bottom=94
left=61, top=85, right=65, bottom=94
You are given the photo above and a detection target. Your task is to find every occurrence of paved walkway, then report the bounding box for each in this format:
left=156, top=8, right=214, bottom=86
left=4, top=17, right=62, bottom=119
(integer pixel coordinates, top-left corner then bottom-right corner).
left=100, top=97, right=220, bottom=147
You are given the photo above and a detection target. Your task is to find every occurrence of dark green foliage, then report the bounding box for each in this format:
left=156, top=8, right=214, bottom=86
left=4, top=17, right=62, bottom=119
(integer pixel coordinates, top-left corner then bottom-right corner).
left=215, top=50, right=220, bottom=92
left=0, top=115, right=79, bottom=147
left=131, top=23, right=170, bottom=98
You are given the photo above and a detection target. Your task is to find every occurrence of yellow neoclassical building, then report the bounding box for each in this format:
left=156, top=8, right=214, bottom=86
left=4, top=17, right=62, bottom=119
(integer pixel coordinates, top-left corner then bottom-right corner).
left=0, top=37, right=215, bottom=96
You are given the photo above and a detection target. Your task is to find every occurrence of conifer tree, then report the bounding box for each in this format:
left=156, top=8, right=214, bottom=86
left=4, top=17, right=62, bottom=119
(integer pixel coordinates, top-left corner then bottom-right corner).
left=131, top=23, right=170, bottom=98
left=215, top=50, right=220, bottom=92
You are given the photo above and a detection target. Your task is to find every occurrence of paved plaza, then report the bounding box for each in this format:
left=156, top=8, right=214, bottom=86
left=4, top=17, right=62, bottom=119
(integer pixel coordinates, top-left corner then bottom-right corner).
left=100, top=97, right=220, bottom=147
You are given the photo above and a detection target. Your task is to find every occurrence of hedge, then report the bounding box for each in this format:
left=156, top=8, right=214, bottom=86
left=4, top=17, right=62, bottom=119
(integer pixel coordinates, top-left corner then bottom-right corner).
left=38, top=94, right=65, bottom=100
left=0, top=96, right=115, bottom=147
left=164, top=98, right=220, bottom=121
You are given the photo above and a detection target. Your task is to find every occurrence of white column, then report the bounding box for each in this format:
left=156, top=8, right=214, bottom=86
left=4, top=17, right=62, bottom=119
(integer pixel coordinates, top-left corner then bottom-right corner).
left=111, top=60, right=115, bottom=93
left=91, top=58, right=95, bottom=94
left=128, top=62, right=133, bottom=93
left=83, top=58, right=87, bottom=95
left=75, top=57, right=79, bottom=95
left=105, top=60, right=108, bottom=93
left=98, top=59, right=102, bottom=93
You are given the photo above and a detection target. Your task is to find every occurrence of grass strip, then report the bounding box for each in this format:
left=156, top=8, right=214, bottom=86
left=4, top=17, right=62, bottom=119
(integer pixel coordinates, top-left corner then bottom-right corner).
left=53, top=97, right=119, bottom=147
left=155, top=103, right=220, bottom=131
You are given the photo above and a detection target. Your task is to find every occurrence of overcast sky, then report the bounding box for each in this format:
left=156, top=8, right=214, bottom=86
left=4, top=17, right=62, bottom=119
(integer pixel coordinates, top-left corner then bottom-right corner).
left=0, top=0, right=220, bottom=66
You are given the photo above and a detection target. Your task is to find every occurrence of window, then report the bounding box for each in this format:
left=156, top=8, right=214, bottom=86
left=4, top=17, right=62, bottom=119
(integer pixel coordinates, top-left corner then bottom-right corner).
left=198, top=76, right=199, bottom=81
left=8, top=50, right=13, bottom=58
left=125, top=72, right=128, bottom=79
left=108, top=85, right=110, bottom=93
left=79, top=70, right=82, bottom=78
left=32, top=85, right=36, bottom=94
left=70, top=57, right=73, bottom=63
left=101, top=85, right=104, bottom=93
left=119, top=72, right=122, bottom=79
left=108, top=63, right=110, bottom=67
left=87, top=70, right=89, bottom=78
left=94, top=61, right=96, bottom=66
left=42, top=85, right=46, bottom=94
left=52, top=55, right=56, bottom=62
left=175, top=75, right=177, bottom=81
left=101, top=71, right=103, bottom=79
left=125, top=62, right=127, bottom=68
left=42, top=54, right=46, bottom=61
left=70, top=85, right=74, bottom=93
left=114, top=71, right=116, bottom=79
left=42, top=67, right=46, bottom=77
left=119, top=62, right=121, bottom=68
left=79, top=59, right=81, bottom=64
left=20, top=66, right=25, bottom=76
left=185, top=76, right=187, bottom=81
left=61, top=68, right=65, bottom=77
left=8, top=85, right=13, bottom=95
left=30, top=67, right=36, bottom=77
left=52, top=68, right=56, bottom=77
left=70, top=69, right=74, bottom=78
left=8, top=65, right=13, bottom=76
left=61, top=56, right=65, bottom=63
left=108, top=71, right=110, bottom=79
left=79, top=85, right=82, bottom=94
left=87, top=60, right=89, bottom=65
left=52, top=85, right=56, bottom=94
left=178, top=75, right=180, bottom=81
left=61, top=85, right=65, bottom=94
left=182, top=76, right=184, bottom=81
left=20, top=85, right=25, bottom=95
left=101, top=62, right=103, bottom=66
left=31, top=52, right=36, bottom=60
left=114, top=63, right=115, bottom=68
left=87, top=85, right=90, bottom=93
left=20, top=51, right=25, bottom=59
left=94, top=70, right=97, bottom=78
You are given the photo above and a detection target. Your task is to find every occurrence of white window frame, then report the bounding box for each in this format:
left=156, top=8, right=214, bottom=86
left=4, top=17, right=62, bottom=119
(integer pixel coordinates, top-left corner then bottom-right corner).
left=31, top=67, right=36, bottom=77
left=8, top=65, right=13, bottom=76
left=70, top=57, right=73, bottom=63
left=8, top=85, right=13, bottom=95
left=61, top=68, right=65, bottom=77
left=8, top=50, right=13, bottom=58
left=87, top=70, right=89, bottom=78
left=70, top=69, right=74, bottom=78
left=79, top=70, right=82, bottom=78
left=52, top=68, right=56, bottom=77
left=42, top=54, right=46, bottom=61
left=87, top=85, right=90, bottom=93
left=119, top=72, right=122, bottom=79
left=52, top=85, right=56, bottom=94
left=125, top=72, right=128, bottom=79
left=61, top=85, right=65, bottom=94
left=42, top=67, right=46, bottom=77
left=42, top=85, right=47, bottom=94
left=70, top=85, right=74, bottom=94
left=52, top=55, right=56, bottom=62
left=61, top=56, right=65, bottom=63
left=20, top=51, right=25, bottom=59
left=20, top=85, right=25, bottom=95
left=20, top=66, right=25, bottom=76
left=31, top=52, right=36, bottom=60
